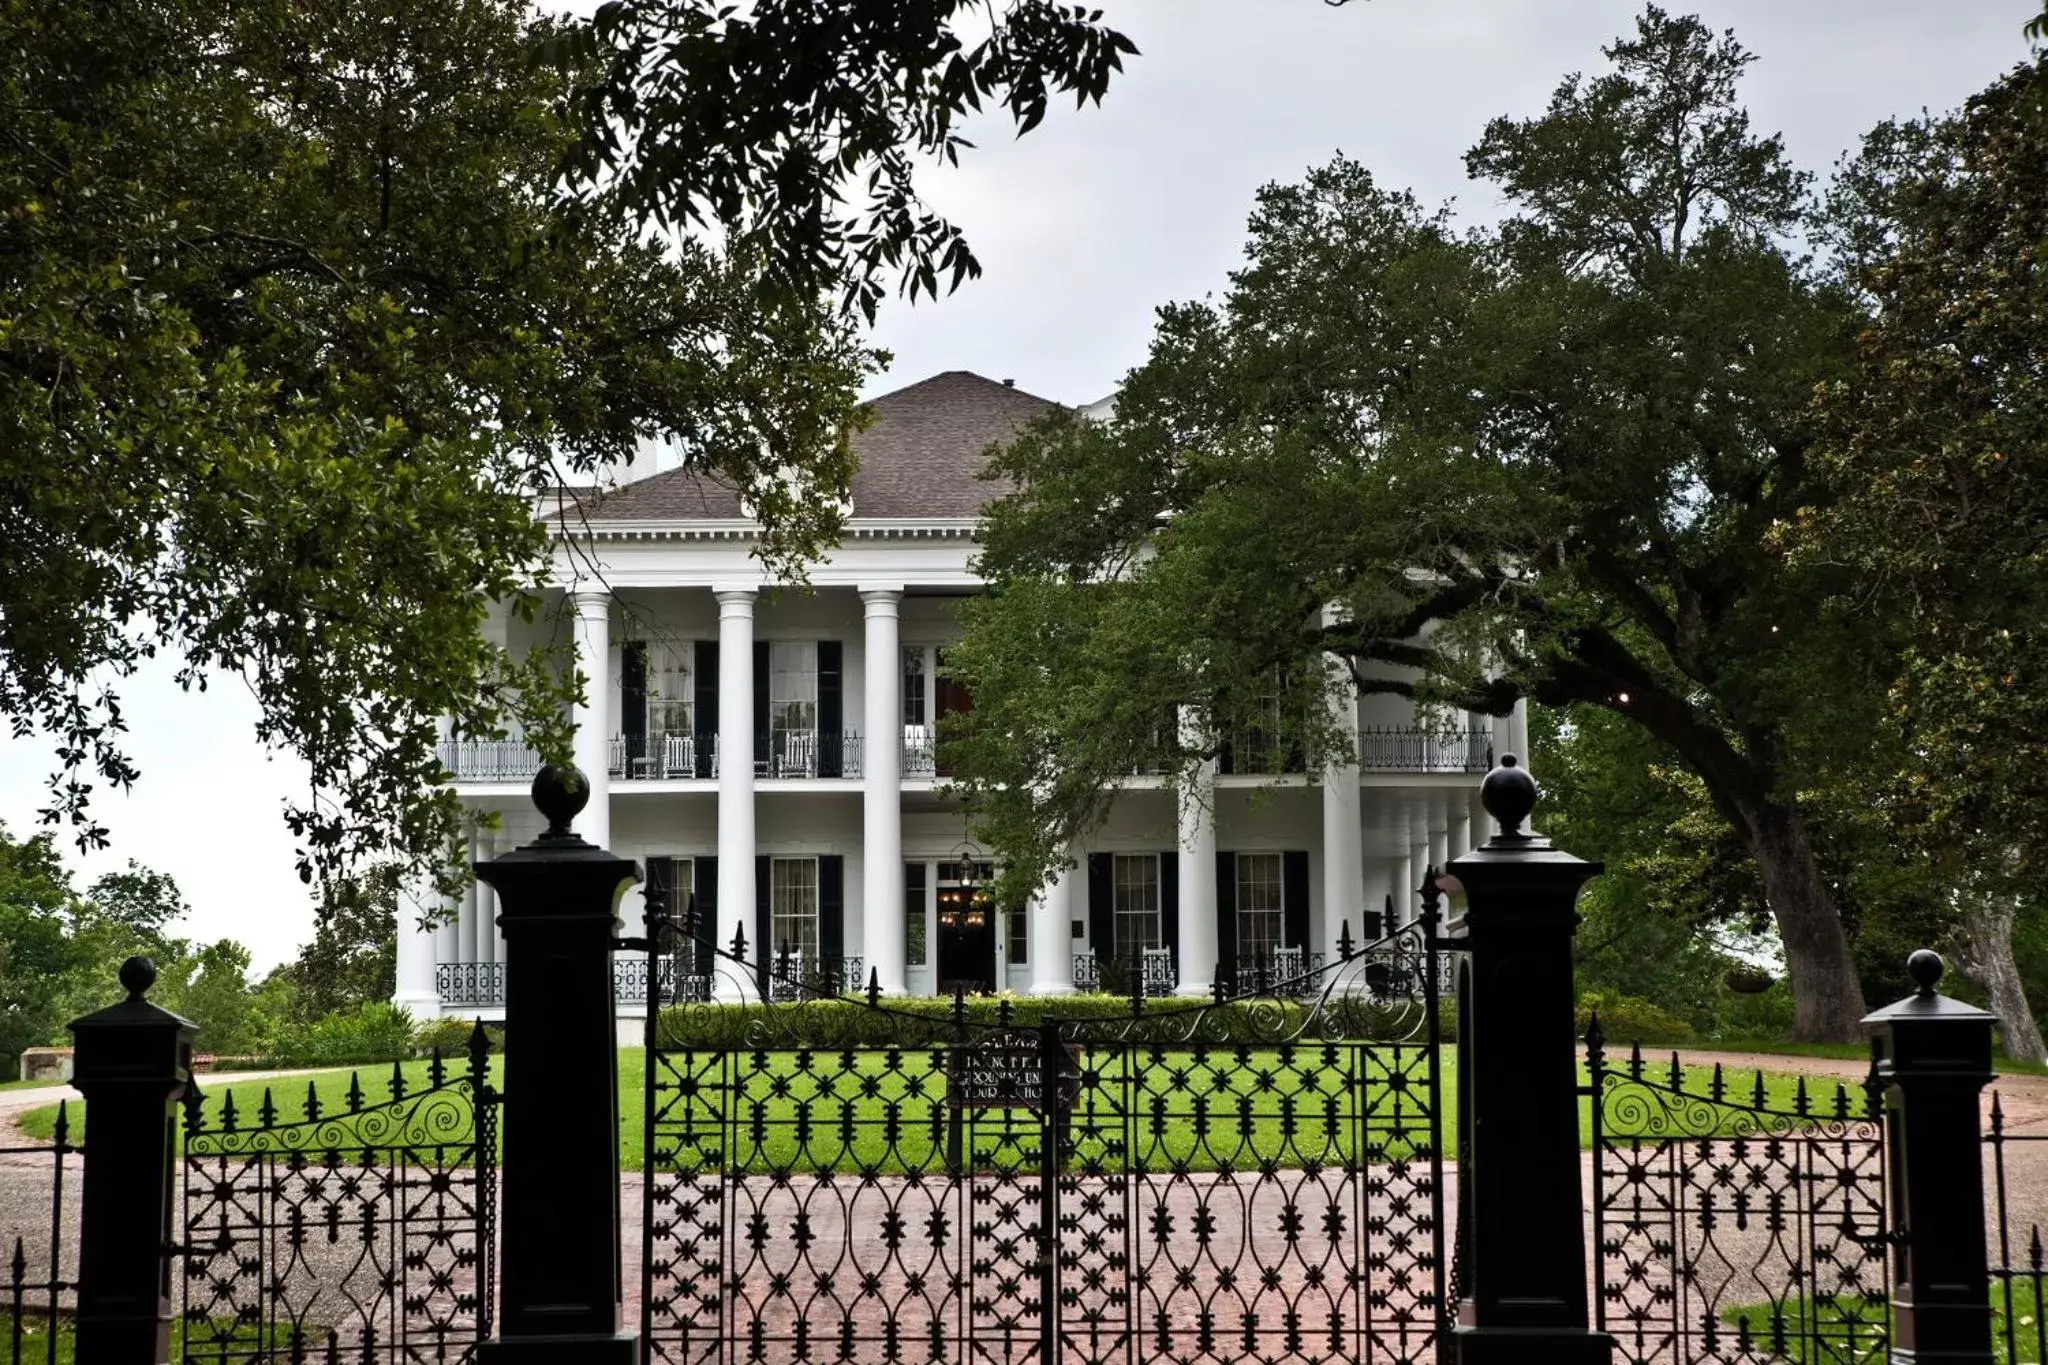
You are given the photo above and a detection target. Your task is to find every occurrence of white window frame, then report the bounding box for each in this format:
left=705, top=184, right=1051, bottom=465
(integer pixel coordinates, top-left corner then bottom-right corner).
left=770, top=856, right=820, bottom=960
left=1113, top=854, right=1162, bottom=955
left=1236, top=852, right=1284, bottom=961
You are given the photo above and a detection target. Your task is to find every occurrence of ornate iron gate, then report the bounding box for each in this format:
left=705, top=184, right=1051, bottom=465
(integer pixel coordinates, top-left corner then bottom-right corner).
left=1585, top=1031, right=1889, bottom=1365
left=179, top=1029, right=498, bottom=1362
left=639, top=914, right=1454, bottom=1365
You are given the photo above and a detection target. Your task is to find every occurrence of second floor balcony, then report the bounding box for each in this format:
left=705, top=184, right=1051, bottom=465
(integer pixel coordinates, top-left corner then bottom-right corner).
left=438, top=721, right=1500, bottom=787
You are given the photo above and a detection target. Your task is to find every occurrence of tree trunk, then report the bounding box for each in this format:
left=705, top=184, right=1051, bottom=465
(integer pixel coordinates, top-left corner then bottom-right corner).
left=1953, top=897, right=2047, bottom=1063
left=1740, top=798, right=1869, bottom=1043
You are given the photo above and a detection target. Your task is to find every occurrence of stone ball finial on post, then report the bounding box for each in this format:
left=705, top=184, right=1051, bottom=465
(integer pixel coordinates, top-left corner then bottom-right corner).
left=1480, top=754, right=1538, bottom=840
left=118, top=955, right=158, bottom=1002
left=1907, top=947, right=1944, bottom=997
left=532, top=763, right=592, bottom=840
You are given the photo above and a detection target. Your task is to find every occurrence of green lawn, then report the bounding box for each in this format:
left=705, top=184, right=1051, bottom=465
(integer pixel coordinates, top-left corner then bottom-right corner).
left=18, top=1044, right=1824, bottom=1174
left=1718, top=1280, right=2048, bottom=1363
left=0, top=1316, right=318, bottom=1365
left=1685, top=1038, right=2048, bottom=1077
left=0, top=1076, right=67, bottom=1093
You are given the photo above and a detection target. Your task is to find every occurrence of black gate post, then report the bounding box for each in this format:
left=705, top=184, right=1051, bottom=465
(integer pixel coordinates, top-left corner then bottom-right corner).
left=476, top=765, right=640, bottom=1363
left=1864, top=949, right=1996, bottom=1364
left=69, top=956, right=196, bottom=1365
left=1443, top=756, right=1612, bottom=1365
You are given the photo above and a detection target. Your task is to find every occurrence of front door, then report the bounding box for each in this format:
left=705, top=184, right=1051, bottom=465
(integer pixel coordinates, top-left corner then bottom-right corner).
left=936, top=863, right=996, bottom=993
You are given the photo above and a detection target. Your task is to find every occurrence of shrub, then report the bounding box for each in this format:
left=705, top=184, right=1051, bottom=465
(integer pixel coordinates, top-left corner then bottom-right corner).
left=265, top=1002, right=417, bottom=1067
left=652, top=991, right=1455, bottom=1050
left=412, top=1015, right=504, bottom=1059
left=1575, top=990, right=1694, bottom=1046
left=1711, top=978, right=1798, bottom=1042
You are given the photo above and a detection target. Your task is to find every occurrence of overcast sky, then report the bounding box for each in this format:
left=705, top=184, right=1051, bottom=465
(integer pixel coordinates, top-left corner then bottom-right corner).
left=1, top=0, right=2034, bottom=973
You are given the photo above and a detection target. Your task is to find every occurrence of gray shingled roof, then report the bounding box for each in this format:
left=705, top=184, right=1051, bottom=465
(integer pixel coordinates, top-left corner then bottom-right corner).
left=565, top=370, right=1059, bottom=523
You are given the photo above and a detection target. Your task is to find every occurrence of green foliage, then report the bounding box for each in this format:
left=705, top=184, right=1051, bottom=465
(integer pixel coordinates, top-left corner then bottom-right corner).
left=0, top=0, right=875, bottom=893
left=1575, top=989, right=1695, bottom=1047
left=264, top=1002, right=418, bottom=1069
left=555, top=1, right=1137, bottom=321
left=952, top=7, right=1979, bottom=1041
left=288, top=865, right=399, bottom=1022
left=411, top=1015, right=504, bottom=1059
left=653, top=994, right=1457, bottom=1050
left=0, top=824, right=90, bottom=1078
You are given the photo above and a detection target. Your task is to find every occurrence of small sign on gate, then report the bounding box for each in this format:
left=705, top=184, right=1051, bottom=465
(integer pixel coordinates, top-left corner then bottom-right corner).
left=946, top=1032, right=1073, bottom=1109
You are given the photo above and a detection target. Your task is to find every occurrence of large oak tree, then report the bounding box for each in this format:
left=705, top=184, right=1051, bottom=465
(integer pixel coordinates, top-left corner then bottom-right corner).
left=1, top=0, right=1135, bottom=896
left=950, top=8, right=1900, bottom=1040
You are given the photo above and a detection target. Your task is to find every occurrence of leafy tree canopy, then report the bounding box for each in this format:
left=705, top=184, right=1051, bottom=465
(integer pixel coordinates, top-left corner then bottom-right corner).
left=950, top=7, right=1917, bottom=1040
left=2, top=0, right=894, bottom=892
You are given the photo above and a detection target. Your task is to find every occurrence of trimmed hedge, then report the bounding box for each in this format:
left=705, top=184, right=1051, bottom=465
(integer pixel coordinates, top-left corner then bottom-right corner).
left=653, top=993, right=1458, bottom=1050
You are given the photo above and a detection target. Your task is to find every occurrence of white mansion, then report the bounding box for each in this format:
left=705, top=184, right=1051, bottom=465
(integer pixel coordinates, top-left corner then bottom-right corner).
left=393, top=371, right=1527, bottom=1024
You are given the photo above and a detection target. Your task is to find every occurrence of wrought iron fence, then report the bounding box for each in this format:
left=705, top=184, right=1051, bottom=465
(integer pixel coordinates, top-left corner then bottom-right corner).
left=1357, top=726, right=1494, bottom=774
left=1586, top=1033, right=1889, bottom=1365
left=1987, top=1090, right=2048, bottom=1363
left=615, top=957, right=711, bottom=1006
left=2, top=1104, right=78, bottom=1365
left=180, top=1033, right=498, bottom=1363
left=1231, top=948, right=1326, bottom=997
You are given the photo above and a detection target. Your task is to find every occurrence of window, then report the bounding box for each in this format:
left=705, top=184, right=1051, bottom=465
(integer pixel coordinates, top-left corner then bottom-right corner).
left=902, top=647, right=926, bottom=729
left=650, top=645, right=691, bottom=736
left=1236, top=853, right=1284, bottom=962
left=905, top=863, right=928, bottom=968
left=1007, top=902, right=1028, bottom=966
left=769, top=642, right=818, bottom=741
left=770, top=857, right=820, bottom=960
left=1113, top=854, right=1161, bottom=954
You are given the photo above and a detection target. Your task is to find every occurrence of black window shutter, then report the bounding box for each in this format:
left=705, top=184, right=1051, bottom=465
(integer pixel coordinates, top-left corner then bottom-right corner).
left=819, top=855, right=845, bottom=963
left=904, top=861, right=927, bottom=967
left=817, top=641, right=843, bottom=777
left=1216, top=851, right=1238, bottom=983
left=752, top=641, right=770, bottom=750
left=643, top=855, right=671, bottom=920
left=1283, top=850, right=1311, bottom=952
left=754, top=856, right=772, bottom=996
left=693, top=641, right=719, bottom=778
left=622, top=642, right=648, bottom=749
left=1160, top=853, right=1180, bottom=965
left=1087, top=854, right=1114, bottom=958
left=693, top=856, right=718, bottom=974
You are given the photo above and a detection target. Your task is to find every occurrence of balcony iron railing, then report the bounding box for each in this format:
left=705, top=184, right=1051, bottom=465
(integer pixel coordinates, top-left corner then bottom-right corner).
left=903, top=726, right=937, bottom=777
left=754, top=730, right=862, bottom=779
left=612, top=731, right=717, bottom=780
left=1071, top=947, right=1177, bottom=997
left=435, top=961, right=507, bottom=1007
left=1357, top=725, right=1494, bottom=773
left=613, top=957, right=711, bottom=1005
left=438, top=739, right=543, bottom=784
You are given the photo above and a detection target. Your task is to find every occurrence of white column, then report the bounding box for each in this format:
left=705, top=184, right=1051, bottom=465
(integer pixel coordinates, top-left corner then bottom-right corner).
left=1448, top=803, right=1473, bottom=863
left=1427, top=803, right=1450, bottom=885
left=472, top=824, right=497, bottom=966
left=1393, top=847, right=1415, bottom=930
left=1492, top=709, right=1516, bottom=774
left=569, top=589, right=613, bottom=852
left=1510, top=697, right=1532, bottom=771
left=457, top=858, right=478, bottom=970
left=1320, top=655, right=1363, bottom=966
left=1175, top=710, right=1219, bottom=997
left=1030, top=858, right=1076, bottom=995
left=861, top=588, right=907, bottom=995
left=1469, top=788, right=1492, bottom=850
left=1361, top=859, right=1396, bottom=944
left=715, top=587, right=757, bottom=1001
left=395, top=880, right=441, bottom=1015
